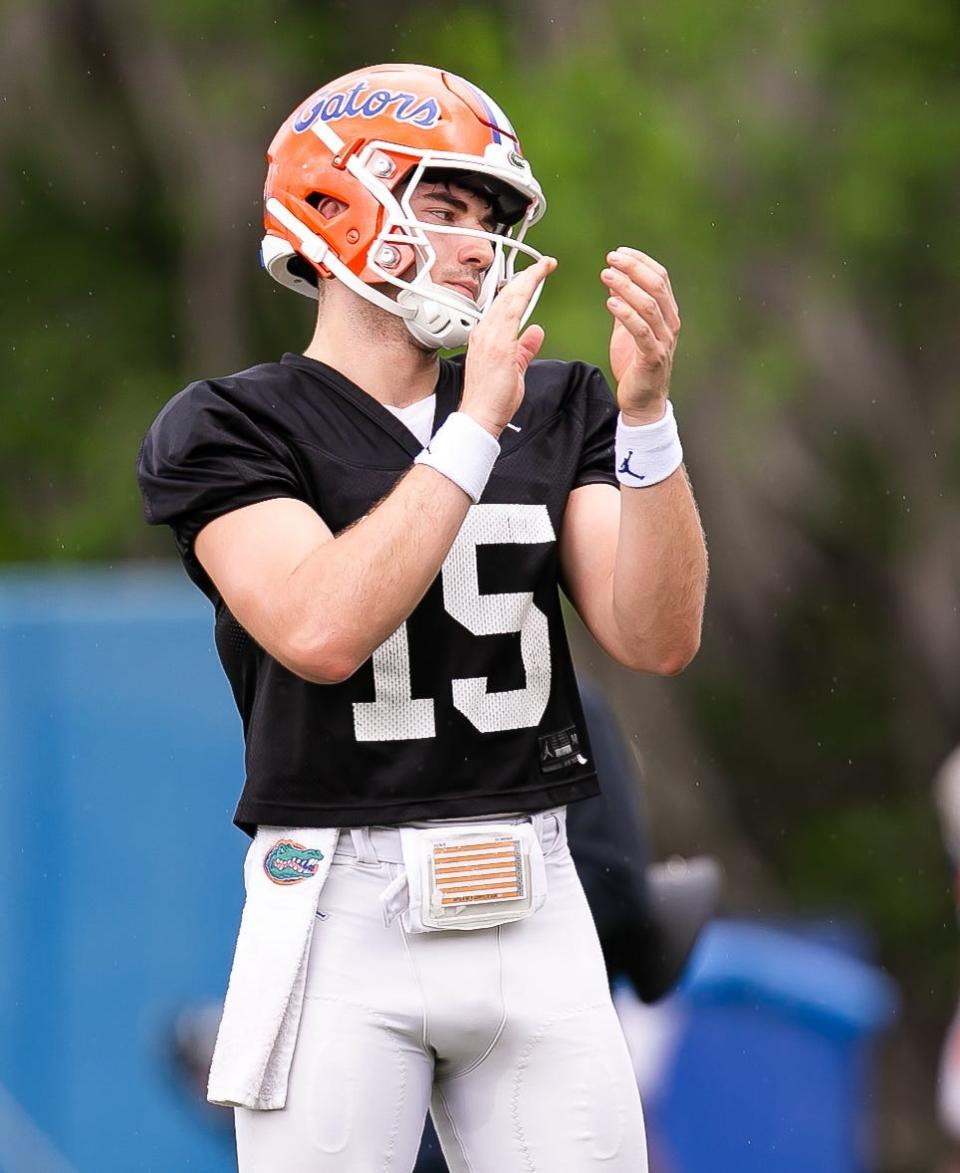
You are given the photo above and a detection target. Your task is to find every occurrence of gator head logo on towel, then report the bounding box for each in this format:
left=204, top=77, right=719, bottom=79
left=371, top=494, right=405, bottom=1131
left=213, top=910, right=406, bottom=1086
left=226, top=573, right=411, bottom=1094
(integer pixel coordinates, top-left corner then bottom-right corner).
left=263, top=839, right=325, bottom=885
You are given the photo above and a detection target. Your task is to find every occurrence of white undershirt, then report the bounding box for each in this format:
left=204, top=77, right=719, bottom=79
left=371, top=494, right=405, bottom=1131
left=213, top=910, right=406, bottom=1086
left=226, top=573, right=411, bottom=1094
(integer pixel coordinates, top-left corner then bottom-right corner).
left=383, top=394, right=436, bottom=448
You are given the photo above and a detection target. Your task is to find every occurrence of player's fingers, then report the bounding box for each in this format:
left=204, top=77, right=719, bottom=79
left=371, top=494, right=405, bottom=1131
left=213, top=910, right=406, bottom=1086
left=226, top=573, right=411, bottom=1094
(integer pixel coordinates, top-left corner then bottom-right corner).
left=606, top=248, right=680, bottom=333
left=516, top=323, right=546, bottom=374
left=499, top=254, right=556, bottom=305
left=487, top=256, right=557, bottom=330
left=600, top=264, right=669, bottom=343
left=606, top=294, right=669, bottom=367
left=620, top=247, right=679, bottom=327
left=612, top=246, right=675, bottom=296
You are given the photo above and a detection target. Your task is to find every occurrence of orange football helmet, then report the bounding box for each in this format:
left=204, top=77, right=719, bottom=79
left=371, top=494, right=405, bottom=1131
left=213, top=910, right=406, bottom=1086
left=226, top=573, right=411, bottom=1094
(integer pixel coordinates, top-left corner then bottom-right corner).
left=262, top=63, right=546, bottom=348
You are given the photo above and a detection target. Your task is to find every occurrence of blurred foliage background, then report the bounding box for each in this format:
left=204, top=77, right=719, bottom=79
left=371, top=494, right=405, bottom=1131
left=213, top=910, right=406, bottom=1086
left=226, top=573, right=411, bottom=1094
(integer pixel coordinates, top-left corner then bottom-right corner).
left=2, top=0, right=958, bottom=1166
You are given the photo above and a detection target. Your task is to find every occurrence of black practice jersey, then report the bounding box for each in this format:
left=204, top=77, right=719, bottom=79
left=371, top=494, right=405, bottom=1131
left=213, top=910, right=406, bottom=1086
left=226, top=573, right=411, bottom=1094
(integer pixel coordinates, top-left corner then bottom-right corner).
left=137, top=352, right=620, bottom=833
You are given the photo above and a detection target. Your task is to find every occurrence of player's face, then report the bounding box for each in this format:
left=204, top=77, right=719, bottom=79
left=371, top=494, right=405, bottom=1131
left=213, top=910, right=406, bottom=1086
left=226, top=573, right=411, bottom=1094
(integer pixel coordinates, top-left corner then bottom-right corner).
left=408, top=180, right=499, bottom=302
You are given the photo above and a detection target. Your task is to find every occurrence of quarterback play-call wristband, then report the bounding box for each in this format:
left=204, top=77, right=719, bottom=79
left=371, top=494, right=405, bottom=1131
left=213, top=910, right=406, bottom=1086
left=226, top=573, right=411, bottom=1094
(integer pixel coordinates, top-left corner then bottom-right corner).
left=414, top=411, right=500, bottom=503
left=615, top=400, right=683, bottom=488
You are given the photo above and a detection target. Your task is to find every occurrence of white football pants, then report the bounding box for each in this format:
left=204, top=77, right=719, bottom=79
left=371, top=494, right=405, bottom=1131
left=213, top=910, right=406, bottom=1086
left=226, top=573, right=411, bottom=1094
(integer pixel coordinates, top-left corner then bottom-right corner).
left=234, top=810, right=648, bottom=1172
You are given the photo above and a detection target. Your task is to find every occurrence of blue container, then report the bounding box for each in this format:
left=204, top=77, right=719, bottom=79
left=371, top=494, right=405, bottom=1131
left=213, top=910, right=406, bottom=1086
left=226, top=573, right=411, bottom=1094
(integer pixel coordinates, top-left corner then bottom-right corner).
left=0, top=566, right=241, bottom=1173
left=653, top=920, right=899, bottom=1173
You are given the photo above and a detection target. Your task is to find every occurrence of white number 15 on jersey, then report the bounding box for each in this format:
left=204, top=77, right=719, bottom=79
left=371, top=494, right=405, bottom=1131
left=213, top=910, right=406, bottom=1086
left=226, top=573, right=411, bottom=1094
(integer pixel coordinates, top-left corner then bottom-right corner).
left=352, top=503, right=555, bottom=741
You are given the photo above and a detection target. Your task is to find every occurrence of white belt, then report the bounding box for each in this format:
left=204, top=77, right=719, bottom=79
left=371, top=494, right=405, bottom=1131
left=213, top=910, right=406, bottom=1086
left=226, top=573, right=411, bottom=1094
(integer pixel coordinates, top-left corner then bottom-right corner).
left=334, top=807, right=566, bottom=867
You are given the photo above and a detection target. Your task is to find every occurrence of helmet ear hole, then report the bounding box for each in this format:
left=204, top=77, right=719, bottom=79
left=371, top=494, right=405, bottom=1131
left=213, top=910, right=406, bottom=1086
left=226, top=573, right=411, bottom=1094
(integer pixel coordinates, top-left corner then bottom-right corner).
left=306, top=191, right=348, bottom=219
left=297, top=192, right=343, bottom=282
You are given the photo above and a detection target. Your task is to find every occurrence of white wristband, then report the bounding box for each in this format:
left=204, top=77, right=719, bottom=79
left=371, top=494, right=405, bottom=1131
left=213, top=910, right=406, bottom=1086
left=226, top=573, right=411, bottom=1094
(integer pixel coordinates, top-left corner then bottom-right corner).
left=615, top=400, right=683, bottom=488
left=414, top=411, right=500, bottom=503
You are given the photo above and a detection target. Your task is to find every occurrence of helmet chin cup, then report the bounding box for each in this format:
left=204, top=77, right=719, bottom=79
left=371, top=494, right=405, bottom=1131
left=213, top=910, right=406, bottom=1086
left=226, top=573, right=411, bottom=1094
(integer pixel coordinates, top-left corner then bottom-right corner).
left=397, top=285, right=478, bottom=350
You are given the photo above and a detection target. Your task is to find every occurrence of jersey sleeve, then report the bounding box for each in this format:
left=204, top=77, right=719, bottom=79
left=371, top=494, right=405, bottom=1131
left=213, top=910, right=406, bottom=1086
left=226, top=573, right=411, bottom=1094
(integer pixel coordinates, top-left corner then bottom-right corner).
left=136, top=381, right=303, bottom=563
left=573, top=367, right=620, bottom=491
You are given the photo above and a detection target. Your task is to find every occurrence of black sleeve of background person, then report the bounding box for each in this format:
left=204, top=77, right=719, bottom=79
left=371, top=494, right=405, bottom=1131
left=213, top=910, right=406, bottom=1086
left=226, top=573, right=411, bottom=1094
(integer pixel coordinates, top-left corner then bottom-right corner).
left=567, top=678, right=655, bottom=952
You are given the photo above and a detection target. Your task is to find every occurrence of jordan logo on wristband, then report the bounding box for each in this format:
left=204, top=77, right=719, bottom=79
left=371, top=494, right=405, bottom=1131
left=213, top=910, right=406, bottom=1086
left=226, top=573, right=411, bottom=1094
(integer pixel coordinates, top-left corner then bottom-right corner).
left=618, top=451, right=646, bottom=480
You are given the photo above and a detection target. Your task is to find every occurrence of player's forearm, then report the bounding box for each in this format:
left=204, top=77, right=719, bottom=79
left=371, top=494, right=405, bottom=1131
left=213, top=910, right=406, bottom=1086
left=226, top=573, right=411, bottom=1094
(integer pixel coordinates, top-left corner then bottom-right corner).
left=610, top=467, right=707, bottom=674
left=281, top=465, right=471, bottom=682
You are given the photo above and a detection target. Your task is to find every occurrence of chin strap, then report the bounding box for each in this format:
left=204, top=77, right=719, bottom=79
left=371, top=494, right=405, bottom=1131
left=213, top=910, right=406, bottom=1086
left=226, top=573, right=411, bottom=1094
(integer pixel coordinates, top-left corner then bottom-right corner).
left=397, top=284, right=479, bottom=349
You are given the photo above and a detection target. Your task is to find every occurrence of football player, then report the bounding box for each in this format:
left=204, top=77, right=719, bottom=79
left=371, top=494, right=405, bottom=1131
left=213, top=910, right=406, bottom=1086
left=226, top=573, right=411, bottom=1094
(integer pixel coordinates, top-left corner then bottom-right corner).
left=137, top=63, right=708, bottom=1172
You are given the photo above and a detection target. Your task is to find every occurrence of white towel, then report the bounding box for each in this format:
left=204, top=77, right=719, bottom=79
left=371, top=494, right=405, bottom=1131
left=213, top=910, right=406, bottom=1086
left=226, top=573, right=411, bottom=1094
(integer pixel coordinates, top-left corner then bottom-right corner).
left=207, top=825, right=339, bottom=1110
